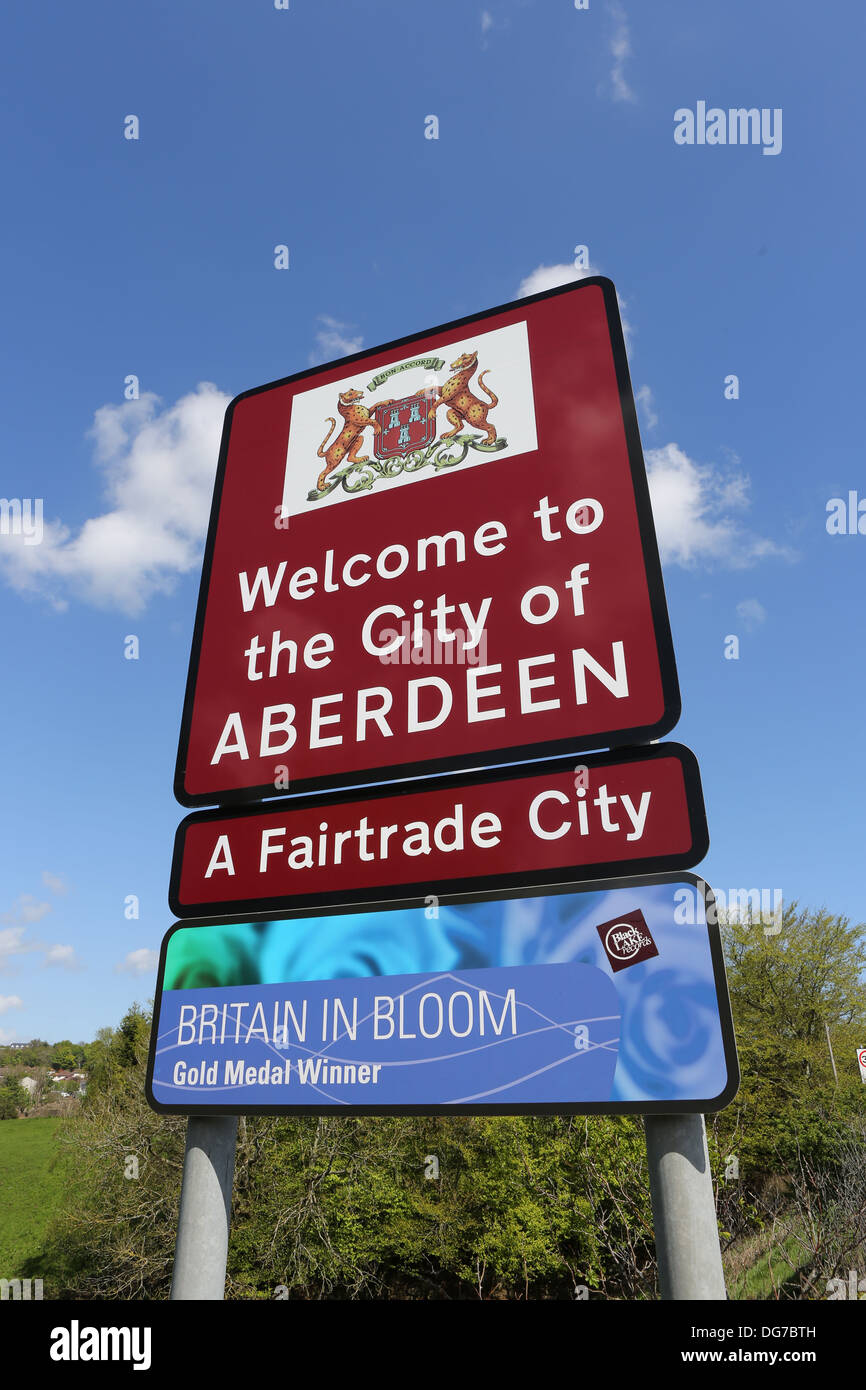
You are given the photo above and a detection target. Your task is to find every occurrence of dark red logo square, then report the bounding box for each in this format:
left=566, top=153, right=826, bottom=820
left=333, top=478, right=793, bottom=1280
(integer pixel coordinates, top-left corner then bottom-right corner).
left=596, top=908, right=659, bottom=972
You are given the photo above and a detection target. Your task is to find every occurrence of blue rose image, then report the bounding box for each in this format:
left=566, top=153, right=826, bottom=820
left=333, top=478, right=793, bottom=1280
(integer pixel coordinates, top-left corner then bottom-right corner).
left=259, top=903, right=495, bottom=983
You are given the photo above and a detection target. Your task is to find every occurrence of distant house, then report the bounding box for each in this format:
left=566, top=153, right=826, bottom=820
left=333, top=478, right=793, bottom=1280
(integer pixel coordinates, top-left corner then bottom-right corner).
left=50, top=1068, right=86, bottom=1095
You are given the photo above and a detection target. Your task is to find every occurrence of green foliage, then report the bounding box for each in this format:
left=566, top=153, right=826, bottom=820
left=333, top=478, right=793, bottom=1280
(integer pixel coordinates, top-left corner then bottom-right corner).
left=227, top=1112, right=655, bottom=1299
left=725, top=902, right=866, bottom=1039
left=0, top=1040, right=50, bottom=1069
left=0, top=1076, right=29, bottom=1117
left=51, top=1041, right=82, bottom=1072
left=80, top=1006, right=150, bottom=1100
left=0, top=1090, right=19, bottom=1120
left=81, top=1030, right=113, bottom=1076
left=31, top=1004, right=186, bottom=1300
left=0, top=1038, right=90, bottom=1071
left=707, top=901, right=866, bottom=1299
left=715, top=901, right=866, bottom=1188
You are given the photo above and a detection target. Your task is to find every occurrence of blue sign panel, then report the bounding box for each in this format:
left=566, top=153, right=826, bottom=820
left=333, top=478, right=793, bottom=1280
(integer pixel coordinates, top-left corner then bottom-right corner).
left=146, top=874, right=738, bottom=1115
left=154, top=964, right=620, bottom=1108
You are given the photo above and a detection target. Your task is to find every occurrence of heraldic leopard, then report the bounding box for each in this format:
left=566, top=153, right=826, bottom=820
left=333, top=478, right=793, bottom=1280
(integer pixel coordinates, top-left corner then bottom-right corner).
left=316, top=389, right=382, bottom=492
left=428, top=350, right=499, bottom=445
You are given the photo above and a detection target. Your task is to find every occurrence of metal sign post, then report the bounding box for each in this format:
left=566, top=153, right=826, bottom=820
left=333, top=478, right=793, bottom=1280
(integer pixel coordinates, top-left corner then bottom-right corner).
left=644, top=1113, right=727, bottom=1300
left=170, top=1116, right=238, bottom=1300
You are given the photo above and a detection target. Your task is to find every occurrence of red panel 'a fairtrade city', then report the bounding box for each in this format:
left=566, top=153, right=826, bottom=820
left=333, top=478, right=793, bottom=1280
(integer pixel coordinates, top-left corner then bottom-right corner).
left=170, top=745, right=706, bottom=917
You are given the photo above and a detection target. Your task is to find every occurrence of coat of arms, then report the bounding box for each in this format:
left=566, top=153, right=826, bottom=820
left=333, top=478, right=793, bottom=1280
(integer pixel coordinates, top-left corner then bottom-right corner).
left=309, top=349, right=507, bottom=500
left=373, top=389, right=437, bottom=460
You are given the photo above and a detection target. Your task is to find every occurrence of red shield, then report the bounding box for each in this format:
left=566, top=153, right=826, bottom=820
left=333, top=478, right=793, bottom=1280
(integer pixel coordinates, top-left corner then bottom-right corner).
left=373, top=390, right=437, bottom=461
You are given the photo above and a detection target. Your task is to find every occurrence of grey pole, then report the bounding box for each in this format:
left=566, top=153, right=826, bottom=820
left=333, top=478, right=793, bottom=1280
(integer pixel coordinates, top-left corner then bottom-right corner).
left=644, top=1113, right=727, bottom=1300
left=170, top=1116, right=238, bottom=1300
left=825, top=1022, right=838, bottom=1084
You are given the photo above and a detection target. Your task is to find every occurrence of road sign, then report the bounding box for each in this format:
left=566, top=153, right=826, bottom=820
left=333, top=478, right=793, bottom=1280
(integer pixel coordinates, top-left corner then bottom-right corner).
left=170, top=742, right=708, bottom=918
left=146, top=872, right=738, bottom=1116
left=858, top=1047, right=866, bottom=1082
left=175, top=277, right=680, bottom=806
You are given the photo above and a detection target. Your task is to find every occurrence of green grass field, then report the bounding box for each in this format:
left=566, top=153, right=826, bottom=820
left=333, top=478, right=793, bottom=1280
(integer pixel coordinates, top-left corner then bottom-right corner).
left=0, top=1118, right=67, bottom=1279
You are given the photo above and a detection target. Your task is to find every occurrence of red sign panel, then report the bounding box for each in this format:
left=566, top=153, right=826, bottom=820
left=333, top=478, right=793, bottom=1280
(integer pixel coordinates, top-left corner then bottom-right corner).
left=176, top=278, right=679, bottom=806
left=169, top=744, right=706, bottom=918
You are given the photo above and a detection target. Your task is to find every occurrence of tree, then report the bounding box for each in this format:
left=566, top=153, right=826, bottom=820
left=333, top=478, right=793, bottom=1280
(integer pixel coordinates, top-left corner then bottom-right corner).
left=113, top=1006, right=150, bottom=1070
left=82, top=1029, right=113, bottom=1074
left=721, top=902, right=866, bottom=1170
left=710, top=899, right=866, bottom=1290
left=724, top=901, right=866, bottom=1049
left=0, top=1076, right=28, bottom=1116
left=0, top=1090, right=18, bottom=1120
left=51, top=1041, right=81, bottom=1071
left=19, top=1040, right=50, bottom=1068
left=34, top=1004, right=187, bottom=1299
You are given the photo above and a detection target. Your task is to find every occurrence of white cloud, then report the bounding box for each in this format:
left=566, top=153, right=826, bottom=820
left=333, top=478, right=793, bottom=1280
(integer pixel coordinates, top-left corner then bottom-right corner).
left=0, top=928, right=29, bottom=967
left=0, top=995, right=23, bottom=1016
left=116, top=948, right=159, bottom=976
left=479, top=8, right=509, bottom=46
left=42, top=872, right=69, bottom=896
left=43, top=944, right=80, bottom=970
left=310, top=316, right=363, bottom=366
left=0, top=895, right=51, bottom=926
left=516, top=261, right=634, bottom=353
left=736, top=598, right=768, bottom=630
left=0, top=900, right=81, bottom=973
left=606, top=1, right=636, bottom=103
left=635, top=384, right=658, bottom=430
left=517, top=261, right=597, bottom=299
left=0, top=383, right=230, bottom=614
left=646, top=444, right=791, bottom=568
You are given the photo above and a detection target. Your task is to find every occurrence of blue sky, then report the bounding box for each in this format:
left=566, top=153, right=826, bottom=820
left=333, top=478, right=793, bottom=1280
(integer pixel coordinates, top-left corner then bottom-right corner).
left=1, top=0, right=863, bottom=1044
